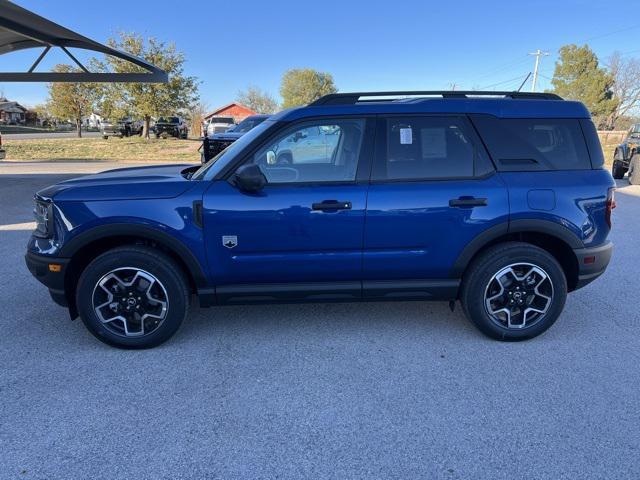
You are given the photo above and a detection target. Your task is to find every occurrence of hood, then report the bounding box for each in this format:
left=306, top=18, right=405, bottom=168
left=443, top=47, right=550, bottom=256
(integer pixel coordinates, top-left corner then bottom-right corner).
left=38, top=164, right=197, bottom=202
left=211, top=131, right=242, bottom=141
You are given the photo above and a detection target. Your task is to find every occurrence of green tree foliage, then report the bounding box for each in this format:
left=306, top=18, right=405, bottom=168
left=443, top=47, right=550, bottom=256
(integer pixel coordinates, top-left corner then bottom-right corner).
left=47, top=65, right=101, bottom=137
left=99, top=32, right=199, bottom=137
left=550, top=44, right=618, bottom=127
left=280, top=68, right=337, bottom=108
left=237, top=86, right=279, bottom=114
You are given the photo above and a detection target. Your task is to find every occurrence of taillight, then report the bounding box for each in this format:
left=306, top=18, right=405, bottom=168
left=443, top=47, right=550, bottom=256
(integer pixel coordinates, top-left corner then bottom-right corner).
left=606, top=188, right=616, bottom=229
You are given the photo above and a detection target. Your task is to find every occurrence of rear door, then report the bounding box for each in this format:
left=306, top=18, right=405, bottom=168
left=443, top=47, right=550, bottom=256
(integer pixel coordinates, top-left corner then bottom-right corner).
left=362, top=115, right=509, bottom=298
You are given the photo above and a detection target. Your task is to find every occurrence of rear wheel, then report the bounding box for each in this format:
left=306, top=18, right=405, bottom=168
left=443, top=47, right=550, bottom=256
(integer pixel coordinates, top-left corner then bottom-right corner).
left=460, top=242, right=567, bottom=341
left=629, top=154, right=640, bottom=185
left=76, top=246, right=190, bottom=349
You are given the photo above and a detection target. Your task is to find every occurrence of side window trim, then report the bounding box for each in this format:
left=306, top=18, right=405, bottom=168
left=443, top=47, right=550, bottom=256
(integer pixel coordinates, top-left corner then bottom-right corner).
left=371, top=114, right=494, bottom=183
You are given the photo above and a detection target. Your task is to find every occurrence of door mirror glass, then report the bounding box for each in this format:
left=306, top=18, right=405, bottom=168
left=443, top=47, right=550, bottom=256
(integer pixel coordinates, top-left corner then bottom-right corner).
left=266, top=150, right=276, bottom=165
left=234, top=164, right=266, bottom=192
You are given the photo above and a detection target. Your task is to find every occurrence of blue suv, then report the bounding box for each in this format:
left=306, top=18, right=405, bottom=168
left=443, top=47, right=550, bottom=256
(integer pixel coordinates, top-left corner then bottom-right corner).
left=25, top=91, right=616, bottom=348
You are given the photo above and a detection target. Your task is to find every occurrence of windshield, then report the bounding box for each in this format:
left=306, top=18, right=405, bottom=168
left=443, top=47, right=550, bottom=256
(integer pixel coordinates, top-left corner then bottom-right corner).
left=192, top=120, right=275, bottom=181
left=232, top=117, right=268, bottom=133
left=208, top=117, right=234, bottom=124
left=158, top=117, right=179, bottom=123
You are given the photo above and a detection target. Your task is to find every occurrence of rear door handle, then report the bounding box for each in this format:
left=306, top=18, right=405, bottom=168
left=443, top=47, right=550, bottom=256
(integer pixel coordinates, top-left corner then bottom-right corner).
left=449, top=197, right=488, bottom=208
left=312, top=200, right=352, bottom=211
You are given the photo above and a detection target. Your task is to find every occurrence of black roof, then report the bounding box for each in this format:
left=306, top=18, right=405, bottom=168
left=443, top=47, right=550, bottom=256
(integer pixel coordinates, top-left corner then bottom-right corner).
left=0, top=0, right=167, bottom=83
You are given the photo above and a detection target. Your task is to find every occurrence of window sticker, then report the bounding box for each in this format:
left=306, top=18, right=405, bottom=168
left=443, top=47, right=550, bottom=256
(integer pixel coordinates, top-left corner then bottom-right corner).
left=400, top=127, right=413, bottom=145
left=420, top=127, right=447, bottom=158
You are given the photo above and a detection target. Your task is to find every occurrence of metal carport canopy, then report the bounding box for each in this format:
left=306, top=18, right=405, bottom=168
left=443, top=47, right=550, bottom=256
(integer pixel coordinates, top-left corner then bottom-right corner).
left=0, top=0, right=167, bottom=83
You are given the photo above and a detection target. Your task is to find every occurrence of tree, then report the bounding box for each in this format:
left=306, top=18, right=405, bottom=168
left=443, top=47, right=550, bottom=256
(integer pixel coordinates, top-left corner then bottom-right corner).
left=32, top=103, right=55, bottom=127
left=47, top=64, right=100, bottom=137
left=550, top=44, right=618, bottom=128
left=280, top=68, right=337, bottom=108
left=186, top=101, right=209, bottom=138
left=99, top=32, right=199, bottom=138
left=236, top=86, right=279, bottom=114
left=605, top=52, right=640, bottom=129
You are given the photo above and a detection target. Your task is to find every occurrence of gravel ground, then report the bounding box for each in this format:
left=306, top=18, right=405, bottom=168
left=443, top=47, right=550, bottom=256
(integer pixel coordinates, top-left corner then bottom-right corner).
left=1, top=162, right=639, bottom=480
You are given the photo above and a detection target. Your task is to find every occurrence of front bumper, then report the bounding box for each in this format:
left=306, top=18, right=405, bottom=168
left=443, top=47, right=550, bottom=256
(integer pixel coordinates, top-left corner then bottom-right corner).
left=25, top=251, right=70, bottom=306
left=573, top=241, right=613, bottom=290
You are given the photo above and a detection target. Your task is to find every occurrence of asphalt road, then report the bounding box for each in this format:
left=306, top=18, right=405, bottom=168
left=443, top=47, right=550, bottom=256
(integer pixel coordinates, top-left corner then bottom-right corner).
left=1, top=131, right=102, bottom=140
left=1, top=161, right=639, bottom=480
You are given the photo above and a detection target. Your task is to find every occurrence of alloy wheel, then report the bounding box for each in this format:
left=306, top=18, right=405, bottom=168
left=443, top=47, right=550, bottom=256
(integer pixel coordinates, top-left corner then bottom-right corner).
left=484, top=263, right=553, bottom=329
left=91, top=268, right=169, bottom=337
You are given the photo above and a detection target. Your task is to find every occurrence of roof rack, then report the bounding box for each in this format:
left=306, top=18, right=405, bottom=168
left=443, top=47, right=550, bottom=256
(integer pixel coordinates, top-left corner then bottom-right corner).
left=309, top=91, right=562, bottom=106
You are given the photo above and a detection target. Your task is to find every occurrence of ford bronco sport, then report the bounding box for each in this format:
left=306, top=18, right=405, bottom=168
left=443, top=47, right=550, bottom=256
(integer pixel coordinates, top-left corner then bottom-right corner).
left=25, top=91, right=615, bottom=349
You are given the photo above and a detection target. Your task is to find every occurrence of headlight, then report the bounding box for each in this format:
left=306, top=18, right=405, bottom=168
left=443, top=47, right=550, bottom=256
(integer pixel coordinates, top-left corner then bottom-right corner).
left=33, top=199, right=53, bottom=238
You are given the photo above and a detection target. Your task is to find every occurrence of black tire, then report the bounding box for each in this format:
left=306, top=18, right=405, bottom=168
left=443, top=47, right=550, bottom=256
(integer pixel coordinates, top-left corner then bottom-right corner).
left=460, top=242, right=567, bottom=341
left=76, top=246, right=190, bottom=349
left=629, top=154, right=640, bottom=185
left=612, top=159, right=626, bottom=180
left=102, top=135, right=108, bottom=140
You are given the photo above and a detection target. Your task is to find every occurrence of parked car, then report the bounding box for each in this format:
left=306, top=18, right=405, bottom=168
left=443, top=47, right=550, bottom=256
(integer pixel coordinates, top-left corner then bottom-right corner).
left=612, top=123, right=640, bottom=184
left=26, top=90, right=615, bottom=349
left=155, top=116, right=188, bottom=139
left=205, top=116, right=235, bottom=137
left=101, top=118, right=143, bottom=139
left=201, top=114, right=270, bottom=163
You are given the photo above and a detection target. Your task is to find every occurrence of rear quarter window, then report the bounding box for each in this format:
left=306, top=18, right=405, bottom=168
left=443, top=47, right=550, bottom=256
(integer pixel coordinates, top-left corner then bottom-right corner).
left=471, top=115, right=592, bottom=171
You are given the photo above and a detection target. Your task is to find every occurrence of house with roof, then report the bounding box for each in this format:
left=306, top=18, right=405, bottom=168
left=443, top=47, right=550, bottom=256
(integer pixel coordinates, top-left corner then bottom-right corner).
left=203, top=103, right=256, bottom=123
left=0, top=97, right=28, bottom=124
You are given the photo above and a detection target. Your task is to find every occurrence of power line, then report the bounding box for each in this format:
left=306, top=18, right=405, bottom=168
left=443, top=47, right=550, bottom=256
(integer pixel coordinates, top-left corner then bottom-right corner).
left=480, top=73, right=530, bottom=90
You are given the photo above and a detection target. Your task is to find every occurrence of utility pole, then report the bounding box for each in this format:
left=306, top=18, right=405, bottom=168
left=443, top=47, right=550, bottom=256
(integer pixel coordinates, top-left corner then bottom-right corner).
left=528, top=49, right=549, bottom=92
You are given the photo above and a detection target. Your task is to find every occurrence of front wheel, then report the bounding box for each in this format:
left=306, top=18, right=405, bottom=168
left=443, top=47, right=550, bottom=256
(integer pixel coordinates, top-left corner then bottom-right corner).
left=460, top=242, right=567, bottom=341
left=76, top=246, right=190, bottom=349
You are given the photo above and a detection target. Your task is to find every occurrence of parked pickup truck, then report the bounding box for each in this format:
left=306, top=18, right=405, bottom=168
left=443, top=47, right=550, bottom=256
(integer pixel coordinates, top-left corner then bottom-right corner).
left=205, top=116, right=235, bottom=137
left=201, top=114, right=270, bottom=163
left=155, top=116, right=188, bottom=139
left=101, top=118, right=143, bottom=139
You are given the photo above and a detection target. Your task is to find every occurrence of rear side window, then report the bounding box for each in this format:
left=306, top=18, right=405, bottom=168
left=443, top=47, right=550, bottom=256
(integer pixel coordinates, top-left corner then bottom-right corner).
left=471, top=115, right=591, bottom=171
left=580, top=119, right=605, bottom=169
left=373, top=116, right=492, bottom=181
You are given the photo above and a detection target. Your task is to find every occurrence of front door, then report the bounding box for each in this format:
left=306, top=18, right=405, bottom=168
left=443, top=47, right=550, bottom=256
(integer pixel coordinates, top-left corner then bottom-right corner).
left=203, top=117, right=373, bottom=302
left=362, top=115, right=509, bottom=298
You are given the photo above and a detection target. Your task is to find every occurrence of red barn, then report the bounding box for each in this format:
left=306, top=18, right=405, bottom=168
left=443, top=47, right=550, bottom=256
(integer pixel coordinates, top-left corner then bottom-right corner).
left=203, top=103, right=256, bottom=123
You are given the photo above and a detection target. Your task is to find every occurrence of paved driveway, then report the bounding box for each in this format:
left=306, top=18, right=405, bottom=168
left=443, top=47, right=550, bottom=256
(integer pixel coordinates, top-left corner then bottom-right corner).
left=1, top=161, right=639, bottom=479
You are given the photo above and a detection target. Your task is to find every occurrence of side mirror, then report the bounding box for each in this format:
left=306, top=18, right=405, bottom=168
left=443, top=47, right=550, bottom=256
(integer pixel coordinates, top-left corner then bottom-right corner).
left=266, top=150, right=276, bottom=165
left=234, top=164, right=266, bottom=192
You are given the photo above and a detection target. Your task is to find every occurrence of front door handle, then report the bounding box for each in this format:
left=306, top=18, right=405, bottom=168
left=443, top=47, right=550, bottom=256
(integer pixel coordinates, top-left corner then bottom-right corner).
left=449, top=197, right=488, bottom=208
left=312, top=200, right=352, bottom=211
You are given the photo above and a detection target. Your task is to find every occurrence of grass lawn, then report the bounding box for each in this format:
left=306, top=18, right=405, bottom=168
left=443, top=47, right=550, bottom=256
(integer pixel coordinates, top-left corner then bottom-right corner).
left=2, top=136, right=201, bottom=163
left=1, top=134, right=617, bottom=168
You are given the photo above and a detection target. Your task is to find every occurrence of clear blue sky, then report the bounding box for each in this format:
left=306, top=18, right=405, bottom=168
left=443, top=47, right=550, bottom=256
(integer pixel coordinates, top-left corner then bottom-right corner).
left=1, top=0, right=638, bottom=110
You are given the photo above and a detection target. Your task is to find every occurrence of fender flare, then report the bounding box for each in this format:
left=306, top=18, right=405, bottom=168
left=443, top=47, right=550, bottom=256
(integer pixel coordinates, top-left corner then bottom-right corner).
left=59, top=223, right=209, bottom=288
left=450, top=219, right=583, bottom=278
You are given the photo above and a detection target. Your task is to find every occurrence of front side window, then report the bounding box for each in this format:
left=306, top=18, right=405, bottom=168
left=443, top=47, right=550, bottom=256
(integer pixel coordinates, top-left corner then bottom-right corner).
left=251, top=119, right=365, bottom=184
left=374, top=116, right=478, bottom=180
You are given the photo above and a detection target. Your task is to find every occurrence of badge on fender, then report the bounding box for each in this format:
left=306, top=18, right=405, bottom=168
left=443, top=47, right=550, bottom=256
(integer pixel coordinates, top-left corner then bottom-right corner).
left=222, top=235, right=238, bottom=249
